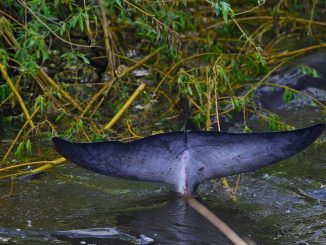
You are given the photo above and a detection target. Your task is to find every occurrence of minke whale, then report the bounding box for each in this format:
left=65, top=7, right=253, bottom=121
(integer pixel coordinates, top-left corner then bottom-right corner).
left=52, top=123, right=324, bottom=196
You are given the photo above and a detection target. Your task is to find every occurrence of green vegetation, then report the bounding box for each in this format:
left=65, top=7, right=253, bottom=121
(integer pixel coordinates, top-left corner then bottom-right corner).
left=0, top=0, right=325, bottom=177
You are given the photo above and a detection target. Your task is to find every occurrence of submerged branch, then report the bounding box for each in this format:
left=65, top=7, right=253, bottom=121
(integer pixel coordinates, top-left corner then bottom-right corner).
left=0, top=157, right=67, bottom=179
left=186, top=196, right=249, bottom=245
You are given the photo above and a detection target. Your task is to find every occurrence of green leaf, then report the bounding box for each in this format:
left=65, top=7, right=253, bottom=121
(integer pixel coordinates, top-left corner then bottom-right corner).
left=214, top=3, right=220, bottom=16
left=14, top=142, right=24, bottom=157
left=243, top=126, right=252, bottom=133
left=34, top=95, right=45, bottom=112
left=0, top=48, right=8, bottom=66
left=79, top=54, right=90, bottom=64
left=282, top=88, right=294, bottom=103
left=115, top=0, right=123, bottom=8
left=233, top=97, right=241, bottom=111
left=299, top=65, right=323, bottom=79
left=79, top=16, right=84, bottom=32
left=0, top=84, right=11, bottom=101
left=54, top=0, right=60, bottom=8
left=61, top=52, right=90, bottom=64
left=255, top=53, right=266, bottom=66
left=268, top=114, right=281, bottom=131
left=69, top=2, right=73, bottom=12
left=55, top=112, right=64, bottom=123
left=220, top=1, right=234, bottom=23
left=59, top=22, right=66, bottom=36
left=240, top=97, right=248, bottom=108
left=26, top=139, right=32, bottom=154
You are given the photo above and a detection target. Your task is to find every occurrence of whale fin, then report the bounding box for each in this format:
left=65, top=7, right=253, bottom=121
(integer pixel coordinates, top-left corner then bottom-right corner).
left=52, top=132, right=185, bottom=183
left=52, top=123, right=324, bottom=194
left=186, top=123, right=325, bottom=185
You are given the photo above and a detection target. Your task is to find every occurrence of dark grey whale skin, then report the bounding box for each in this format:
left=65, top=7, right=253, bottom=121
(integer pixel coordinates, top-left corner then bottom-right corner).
left=52, top=123, right=324, bottom=195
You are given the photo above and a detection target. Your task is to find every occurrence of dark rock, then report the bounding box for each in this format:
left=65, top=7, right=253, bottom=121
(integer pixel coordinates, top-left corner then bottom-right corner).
left=255, top=50, right=326, bottom=110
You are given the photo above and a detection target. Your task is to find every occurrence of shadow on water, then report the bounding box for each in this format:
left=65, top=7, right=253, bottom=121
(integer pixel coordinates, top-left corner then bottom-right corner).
left=117, top=198, right=236, bottom=245
left=51, top=198, right=243, bottom=245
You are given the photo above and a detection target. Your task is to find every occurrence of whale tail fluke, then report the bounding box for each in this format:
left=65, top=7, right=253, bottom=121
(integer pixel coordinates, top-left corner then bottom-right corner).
left=52, top=123, right=325, bottom=194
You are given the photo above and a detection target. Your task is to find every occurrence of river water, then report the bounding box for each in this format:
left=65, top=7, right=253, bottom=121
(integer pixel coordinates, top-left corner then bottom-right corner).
left=0, top=105, right=325, bottom=245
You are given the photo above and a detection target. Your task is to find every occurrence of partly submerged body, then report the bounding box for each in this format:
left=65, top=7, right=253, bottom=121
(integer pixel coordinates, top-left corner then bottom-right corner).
left=52, top=123, right=324, bottom=195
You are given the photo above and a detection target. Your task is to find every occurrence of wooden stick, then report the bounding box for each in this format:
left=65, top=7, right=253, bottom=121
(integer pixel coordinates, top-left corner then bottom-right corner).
left=98, top=0, right=115, bottom=77
left=29, top=157, right=66, bottom=173
left=186, top=196, right=248, bottom=245
left=0, top=63, right=35, bottom=128
left=0, top=160, right=54, bottom=172
left=103, top=83, right=146, bottom=130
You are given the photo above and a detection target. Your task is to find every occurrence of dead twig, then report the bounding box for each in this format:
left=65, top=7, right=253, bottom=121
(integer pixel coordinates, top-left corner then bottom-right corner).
left=0, top=63, right=35, bottom=128
left=104, top=83, right=146, bottom=130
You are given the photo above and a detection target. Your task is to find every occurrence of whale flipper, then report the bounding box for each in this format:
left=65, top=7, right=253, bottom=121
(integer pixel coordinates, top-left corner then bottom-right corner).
left=52, top=123, right=324, bottom=195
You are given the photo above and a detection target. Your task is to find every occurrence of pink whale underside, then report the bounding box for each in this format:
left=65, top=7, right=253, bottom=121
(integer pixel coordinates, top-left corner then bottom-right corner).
left=178, top=149, right=189, bottom=195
